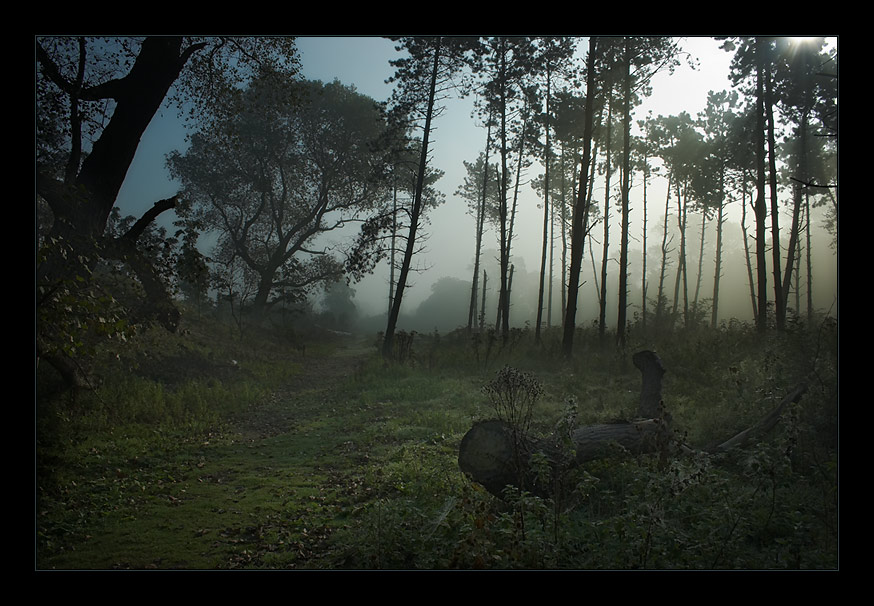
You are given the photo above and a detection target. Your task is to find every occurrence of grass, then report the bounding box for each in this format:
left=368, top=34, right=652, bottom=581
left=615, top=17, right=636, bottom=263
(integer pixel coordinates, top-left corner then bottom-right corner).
left=35, top=312, right=838, bottom=570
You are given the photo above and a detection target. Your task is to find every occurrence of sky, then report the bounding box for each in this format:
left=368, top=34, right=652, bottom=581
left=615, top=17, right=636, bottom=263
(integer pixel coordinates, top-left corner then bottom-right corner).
left=113, top=36, right=835, bottom=322
left=296, top=36, right=735, bottom=316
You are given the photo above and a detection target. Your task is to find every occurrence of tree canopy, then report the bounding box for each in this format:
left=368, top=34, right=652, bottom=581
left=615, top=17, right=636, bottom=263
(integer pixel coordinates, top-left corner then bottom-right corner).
left=168, top=76, right=399, bottom=314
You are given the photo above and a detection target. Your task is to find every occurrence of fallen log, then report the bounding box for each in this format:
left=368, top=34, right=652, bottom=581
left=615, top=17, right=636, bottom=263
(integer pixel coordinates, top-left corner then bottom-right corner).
left=458, top=351, right=807, bottom=497
left=712, top=382, right=808, bottom=452
left=458, top=416, right=671, bottom=497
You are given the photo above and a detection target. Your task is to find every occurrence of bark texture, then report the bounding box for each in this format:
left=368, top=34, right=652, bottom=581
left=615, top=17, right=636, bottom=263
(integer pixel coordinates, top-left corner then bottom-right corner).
left=458, top=349, right=807, bottom=498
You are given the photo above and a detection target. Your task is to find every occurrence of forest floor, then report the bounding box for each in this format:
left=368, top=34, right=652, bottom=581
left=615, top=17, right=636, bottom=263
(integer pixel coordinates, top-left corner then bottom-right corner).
left=232, top=334, right=372, bottom=442
left=36, top=331, right=390, bottom=569
left=35, top=316, right=839, bottom=570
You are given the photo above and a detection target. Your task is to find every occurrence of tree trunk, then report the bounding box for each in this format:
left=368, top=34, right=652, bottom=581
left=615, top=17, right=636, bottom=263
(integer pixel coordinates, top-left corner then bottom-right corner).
left=805, top=189, right=813, bottom=324
left=547, top=179, right=555, bottom=329
left=617, top=38, right=632, bottom=349
left=598, top=95, right=613, bottom=346
left=693, top=211, right=707, bottom=310
left=37, top=38, right=205, bottom=386
left=497, top=39, right=511, bottom=344
left=59, top=38, right=200, bottom=236
left=640, top=151, right=649, bottom=334
left=671, top=179, right=688, bottom=326
left=754, top=39, right=769, bottom=333
left=765, top=58, right=784, bottom=331
left=560, top=148, right=568, bottom=326
left=480, top=270, right=488, bottom=330
left=655, top=172, right=672, bottom=329
left=711, top=172, right=726, bottom=328
left=459, top=349, right=671, bottom=497
left=535, top=66, right=552, bottom=344
left=38, top=37, right=200, bottom=288
left=388, top=183, right=398, bottom=317
left=458, top=350, right=808, bottom=498
left=468, top=122, right=492, bottom=334
left=633, top=350, right=665, bottom=419
left=740, top=179, right=759, bottom=322
left=781, top=111, right=809, bottom=319
left=383, top=38, right=441, bottom=359
left=562, top=37, right=599, bottom=358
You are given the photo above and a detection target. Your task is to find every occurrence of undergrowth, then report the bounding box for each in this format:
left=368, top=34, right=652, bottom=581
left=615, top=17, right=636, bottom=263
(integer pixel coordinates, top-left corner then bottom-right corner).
left=35, top=310, right=838, bottom=570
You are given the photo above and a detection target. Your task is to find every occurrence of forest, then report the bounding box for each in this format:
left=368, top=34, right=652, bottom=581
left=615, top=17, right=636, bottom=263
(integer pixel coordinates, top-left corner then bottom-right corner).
left=35, top=36, right=838, bottom=571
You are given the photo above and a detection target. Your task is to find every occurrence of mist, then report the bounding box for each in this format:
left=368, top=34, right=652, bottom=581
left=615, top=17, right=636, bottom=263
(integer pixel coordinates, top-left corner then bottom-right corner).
left=37, top=35, right=838, bottom=571
left=296, top=36, right=838, bottom=337
left=110, top=36, right=837, bottom=339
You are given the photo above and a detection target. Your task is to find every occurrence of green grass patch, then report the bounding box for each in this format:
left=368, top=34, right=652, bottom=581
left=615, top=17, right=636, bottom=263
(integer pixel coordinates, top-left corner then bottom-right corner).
left=36, top=314, right=838, bottom=570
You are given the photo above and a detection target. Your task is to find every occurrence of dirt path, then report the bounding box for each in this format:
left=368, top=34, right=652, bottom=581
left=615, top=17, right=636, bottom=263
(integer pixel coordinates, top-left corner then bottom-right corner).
left=232, top=334, right=374, bottom=442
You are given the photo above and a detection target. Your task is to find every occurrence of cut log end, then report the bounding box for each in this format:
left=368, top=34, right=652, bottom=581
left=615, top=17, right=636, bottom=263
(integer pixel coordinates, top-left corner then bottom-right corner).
left=458, top=420, right=521, bottom=497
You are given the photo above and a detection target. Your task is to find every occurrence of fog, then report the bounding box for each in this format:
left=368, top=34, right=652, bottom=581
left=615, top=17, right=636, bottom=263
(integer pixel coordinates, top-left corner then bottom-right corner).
left=114, top=36, right=838, bottom=334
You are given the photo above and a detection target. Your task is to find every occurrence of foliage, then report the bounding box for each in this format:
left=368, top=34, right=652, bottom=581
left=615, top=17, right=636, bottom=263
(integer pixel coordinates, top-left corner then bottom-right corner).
left=36, top=235, right=137, bottom=363
left=36, top=37, right=301, bottom=389
left=36, top=254, right=836, bottom=573
left=168, top=76, right=397, bottom=314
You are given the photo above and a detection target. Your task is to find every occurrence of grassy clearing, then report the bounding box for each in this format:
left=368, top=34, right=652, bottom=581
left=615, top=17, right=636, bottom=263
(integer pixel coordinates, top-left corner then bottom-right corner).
left=35, top=313, right=838, bottom=570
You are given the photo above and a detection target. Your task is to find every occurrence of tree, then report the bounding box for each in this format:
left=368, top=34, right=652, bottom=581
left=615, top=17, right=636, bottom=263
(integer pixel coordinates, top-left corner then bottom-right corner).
left=719, top=100, right=760, bottom=323
left=551, top=90, right=591, bottom=328
left=773, top=37, right=837, bottom=323
left=562, top=37, right=600, bottom=358
left=457, top=144, right=500, bottom=333
left=671, top=117, right=706, bottom=328
left=720, top=36, right=777, bottom=332
left=472, top=37, right=542, bottom=343
left=321, top=279, right=358, bottom=331
left=612, top=36, right=681, bottom=347
left=383, top=136, right=445, bottom=319
left=634, top=115, right=658, bottom=333
left=647, top=112, right=701, bottom=329
left=36, top=36, right=299, bottom=387
left=381, top=36, right=473, bottom=360
left=168, top=76, right=396, bottom=317
left=531, top=37, right=577, bottom=344
left=596, top=81, right=618, bottom=345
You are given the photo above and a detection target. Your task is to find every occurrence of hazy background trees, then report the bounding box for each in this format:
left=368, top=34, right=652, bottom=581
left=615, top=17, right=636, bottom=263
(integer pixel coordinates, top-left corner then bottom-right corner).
left=167, top=75, right=397, bottom=318
left=36, top=36, right=838, bottom=383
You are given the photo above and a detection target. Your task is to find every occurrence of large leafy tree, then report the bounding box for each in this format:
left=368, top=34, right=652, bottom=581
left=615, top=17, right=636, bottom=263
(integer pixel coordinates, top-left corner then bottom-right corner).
left=36, top=36, right=299, bottom=387
left=168, top=75, right=396, bottom=316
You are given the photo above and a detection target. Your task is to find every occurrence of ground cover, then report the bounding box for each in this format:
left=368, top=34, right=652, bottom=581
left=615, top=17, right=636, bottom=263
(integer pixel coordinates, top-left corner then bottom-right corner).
left=35, top=315, right=838, bottom=570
